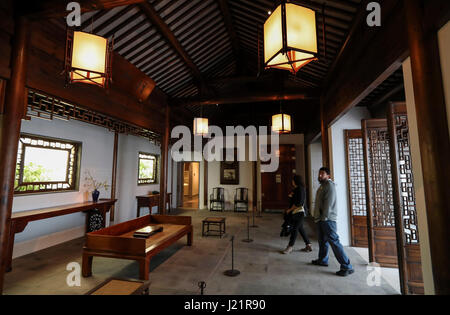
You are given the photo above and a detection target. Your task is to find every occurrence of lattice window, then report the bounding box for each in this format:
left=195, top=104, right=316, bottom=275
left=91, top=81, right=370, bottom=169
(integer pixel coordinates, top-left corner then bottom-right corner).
left=394, top=114, right=419, bottom=244
left=138, top=152, right=159, bottom=185
left=367, top=128, right=395, bottom=227
left=15, top=134, right=81, bottom=194
left=347, top=136, right=367, bottom=216
left=26, top=90, right=162, bottom=145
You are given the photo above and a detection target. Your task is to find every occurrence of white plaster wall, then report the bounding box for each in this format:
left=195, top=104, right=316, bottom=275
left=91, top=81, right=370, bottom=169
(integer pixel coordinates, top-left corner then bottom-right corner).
left=307, top=141, right=322, bottom=211
left=329, top=107, right=371, bottom=246
left=12, top=118, right=114, bottom=253
left=114, top=133, right=161, bottom=223
left=11, top=117, right=176, bottom=258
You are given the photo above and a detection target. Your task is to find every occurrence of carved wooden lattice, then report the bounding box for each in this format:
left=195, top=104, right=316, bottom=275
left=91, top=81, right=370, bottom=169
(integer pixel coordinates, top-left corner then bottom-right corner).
left=394, top=114, right=419, bottom=244
left=347, top=136, right=367, bottom=216
left=367, top=128, right=395, bottom=227
left=26, top=90, right=162, bottom=145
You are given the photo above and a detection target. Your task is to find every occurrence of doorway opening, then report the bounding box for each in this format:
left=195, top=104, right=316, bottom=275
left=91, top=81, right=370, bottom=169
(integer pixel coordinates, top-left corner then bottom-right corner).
left=181, top=162, right=200, bottom=209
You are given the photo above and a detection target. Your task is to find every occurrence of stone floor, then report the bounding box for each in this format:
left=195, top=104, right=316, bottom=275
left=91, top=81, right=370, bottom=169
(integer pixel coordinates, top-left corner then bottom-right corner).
left=4, top=209, right=399, bottom=295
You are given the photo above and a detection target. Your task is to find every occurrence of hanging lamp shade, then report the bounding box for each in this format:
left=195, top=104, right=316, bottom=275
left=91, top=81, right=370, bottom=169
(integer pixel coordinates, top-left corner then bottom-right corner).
left=65, top=30, right=113, bottom=88
left=193, top=118, right=209, bottom=136
left=272, top=113, right=292, bottom=134
left=264, top=1, right=318, bottom=74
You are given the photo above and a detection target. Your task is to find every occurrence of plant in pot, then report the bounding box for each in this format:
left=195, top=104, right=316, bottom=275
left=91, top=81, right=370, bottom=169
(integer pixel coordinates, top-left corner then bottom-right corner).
left=84, top=170, right=109, bottom=202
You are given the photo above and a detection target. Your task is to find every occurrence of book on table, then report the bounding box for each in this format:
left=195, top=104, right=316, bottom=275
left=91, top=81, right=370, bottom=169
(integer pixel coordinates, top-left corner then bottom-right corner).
left=133, top=225, right=164, bottom=238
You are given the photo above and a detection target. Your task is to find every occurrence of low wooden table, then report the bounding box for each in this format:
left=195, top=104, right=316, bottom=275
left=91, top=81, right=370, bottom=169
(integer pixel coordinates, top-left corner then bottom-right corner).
left=85, top=278, right=150, bottom=295
left=82, top=214, right=193, bottom=280
left=202, top=217, right=226, bottom=238
left=6, top=199, right=116, bottom=272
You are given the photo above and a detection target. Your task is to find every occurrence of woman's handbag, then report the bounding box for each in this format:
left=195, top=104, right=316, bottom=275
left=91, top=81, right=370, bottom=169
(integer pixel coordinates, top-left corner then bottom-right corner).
left=280, top=213, right=294, bottom=237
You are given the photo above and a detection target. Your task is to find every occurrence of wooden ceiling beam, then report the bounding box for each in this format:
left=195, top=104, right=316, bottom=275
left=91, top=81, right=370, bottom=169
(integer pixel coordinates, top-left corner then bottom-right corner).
left=138, top=2, right=209, bottom=94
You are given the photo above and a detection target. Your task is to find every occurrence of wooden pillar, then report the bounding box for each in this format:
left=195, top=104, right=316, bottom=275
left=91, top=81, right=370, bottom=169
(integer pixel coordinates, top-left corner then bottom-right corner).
left=203, top=161, right=208, bottom=208
left=320, top=101, right=330, bottom=168
left=109, top=132, right=119, bottom=222
left=159, top=104, right=170, bottom=214
left=404, top=0, right=450, bottom=295
left=0, top=16, right=29, bottom=295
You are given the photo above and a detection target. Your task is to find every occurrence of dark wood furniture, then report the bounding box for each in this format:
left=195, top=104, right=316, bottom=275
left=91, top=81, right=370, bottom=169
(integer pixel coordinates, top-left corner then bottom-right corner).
left=209, top=187, right=225, bottom=212
left=85, top=278, right=150, bottom=295
left=234, top=188, right=249, bottom=212
left=202, top=217, right=226, bottom=238
left=136, top=193, right=172, bottom=217
left=362, top=119, right=398, bottom=268
left=82, top=214, right=193, bottom=280
left=6, top=199, right=116, bottom=272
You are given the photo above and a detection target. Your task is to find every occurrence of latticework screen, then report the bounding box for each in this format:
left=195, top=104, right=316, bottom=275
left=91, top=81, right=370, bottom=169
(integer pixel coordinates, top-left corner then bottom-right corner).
left=346, top=132, right=367, bottom=216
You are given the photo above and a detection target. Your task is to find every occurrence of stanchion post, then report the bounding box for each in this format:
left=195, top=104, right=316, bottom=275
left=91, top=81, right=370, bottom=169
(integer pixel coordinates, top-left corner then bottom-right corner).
left=224, top=236, right=240, bottom=277
left=242, top=216, right=253, bottom=243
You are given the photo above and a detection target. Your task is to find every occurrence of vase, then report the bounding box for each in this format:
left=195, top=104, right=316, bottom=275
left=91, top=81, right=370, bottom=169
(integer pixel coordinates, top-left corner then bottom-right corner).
left=92, top=189, right=100, bottom=203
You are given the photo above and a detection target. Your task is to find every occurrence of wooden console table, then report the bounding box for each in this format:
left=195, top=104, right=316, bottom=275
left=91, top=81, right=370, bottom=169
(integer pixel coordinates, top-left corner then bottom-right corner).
left=6, top=199, right=116, bottom=272
left=136, top=193, right=172, bottom=217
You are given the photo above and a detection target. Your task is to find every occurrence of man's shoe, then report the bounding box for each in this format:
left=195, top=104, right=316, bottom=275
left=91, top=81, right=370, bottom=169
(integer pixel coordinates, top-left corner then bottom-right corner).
left=282, top=246, right=293, bottom=254
left=300, top=244, right=313, bottom=252
left=311, top=259, right=328, bottom=267
left=336, top=269, right=355, bottom=277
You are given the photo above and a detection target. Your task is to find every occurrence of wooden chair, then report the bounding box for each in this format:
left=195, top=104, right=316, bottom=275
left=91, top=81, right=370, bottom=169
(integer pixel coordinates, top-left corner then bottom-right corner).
left=209, top=187, right=225, bottom=212
left=234, top=188, right=249, bottom=212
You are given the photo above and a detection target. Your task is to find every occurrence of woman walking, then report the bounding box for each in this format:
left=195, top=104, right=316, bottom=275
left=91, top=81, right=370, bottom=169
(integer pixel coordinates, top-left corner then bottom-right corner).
left=282, top=175, right=312, bottom=254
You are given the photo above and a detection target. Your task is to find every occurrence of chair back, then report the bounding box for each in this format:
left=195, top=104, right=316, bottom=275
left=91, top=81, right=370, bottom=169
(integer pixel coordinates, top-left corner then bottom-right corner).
left=212, top=187, right=224, bottom=200
left=236, top=188, right=248, bottom=201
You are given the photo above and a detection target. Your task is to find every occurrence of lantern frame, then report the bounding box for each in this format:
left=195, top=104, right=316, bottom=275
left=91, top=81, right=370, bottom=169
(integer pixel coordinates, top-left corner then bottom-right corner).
left=263, top=0, right=320, bottom=74
left=272, top=113, right=292, bottom=134
left=64, top=29, right=113, bottom=88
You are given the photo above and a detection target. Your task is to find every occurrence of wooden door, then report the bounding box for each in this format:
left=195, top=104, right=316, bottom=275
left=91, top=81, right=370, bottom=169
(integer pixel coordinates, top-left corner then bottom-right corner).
left=387, top=102, right=424, bottom=294
left=362, top=119, right=398, bottom=268
left=345, top=130, right=368, bottom=248
left=261, top=144, right=296, bottom=211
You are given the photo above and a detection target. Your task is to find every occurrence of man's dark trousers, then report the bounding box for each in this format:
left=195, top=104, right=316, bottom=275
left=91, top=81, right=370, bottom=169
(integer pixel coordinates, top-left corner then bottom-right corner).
left=317, top=220, right=353, bottom=270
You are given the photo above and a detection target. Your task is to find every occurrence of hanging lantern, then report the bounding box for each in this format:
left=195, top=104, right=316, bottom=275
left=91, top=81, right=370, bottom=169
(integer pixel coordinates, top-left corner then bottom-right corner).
left=193, top=118, right=209, bottom=136
left=272, top=113, right=292, bottom=134
left=65, top=30, right=113, bottom=88
left=264, top=1, right=318, bottom=74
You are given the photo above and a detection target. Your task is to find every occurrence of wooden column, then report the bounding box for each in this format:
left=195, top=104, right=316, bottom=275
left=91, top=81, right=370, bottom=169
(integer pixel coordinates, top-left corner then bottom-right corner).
left=320, top=101, right=330, bottom=168
left=109, top=132, right=119, bottom=222
left=404, top=0, right=450, bottom=295
left=159, top=104, right=170, bottom=214
left=203, top=161, right=208, bottom=208
left=0, top=16, right=29, bottom=295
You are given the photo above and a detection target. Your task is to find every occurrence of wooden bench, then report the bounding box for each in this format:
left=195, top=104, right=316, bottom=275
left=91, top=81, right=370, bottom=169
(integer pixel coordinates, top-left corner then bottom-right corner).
left=82, top=214, right=193, bottom=280
left=6, top=199, right=116, bottom=272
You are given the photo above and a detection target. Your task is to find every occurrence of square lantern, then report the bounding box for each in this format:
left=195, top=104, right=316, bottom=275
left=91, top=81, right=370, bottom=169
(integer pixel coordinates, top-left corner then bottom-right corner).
left=193, top=118, right=209, bottom=136
left=272, top=113, right=292, bottom=134
left=264, top=1, right=318, bottom=74
left=65, top=30, right=113, bottom=88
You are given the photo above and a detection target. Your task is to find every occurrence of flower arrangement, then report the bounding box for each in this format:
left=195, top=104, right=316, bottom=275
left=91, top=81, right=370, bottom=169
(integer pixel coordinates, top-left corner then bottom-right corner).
left=84, top=170, right=109, bottom=191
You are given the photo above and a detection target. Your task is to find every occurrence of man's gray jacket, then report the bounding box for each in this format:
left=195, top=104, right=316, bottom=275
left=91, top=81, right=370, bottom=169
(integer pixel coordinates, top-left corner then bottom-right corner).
left=313, top=180, right=338, bottom=222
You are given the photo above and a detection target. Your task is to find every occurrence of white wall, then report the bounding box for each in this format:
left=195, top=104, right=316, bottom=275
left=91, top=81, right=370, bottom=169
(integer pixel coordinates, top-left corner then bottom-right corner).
left=12, top=118, right=114, bottom=256
left=11, top=117, right=175, bottom=258
left=307, top=141, right=322, bottom=211
left=114, top=133, right=161, bottom=223
left=329, top=107, right=371, bottom=246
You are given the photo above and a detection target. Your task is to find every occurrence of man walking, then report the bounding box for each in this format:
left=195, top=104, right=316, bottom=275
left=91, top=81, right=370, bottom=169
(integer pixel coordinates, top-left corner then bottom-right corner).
left=311, top=167, right=354, bottom=276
